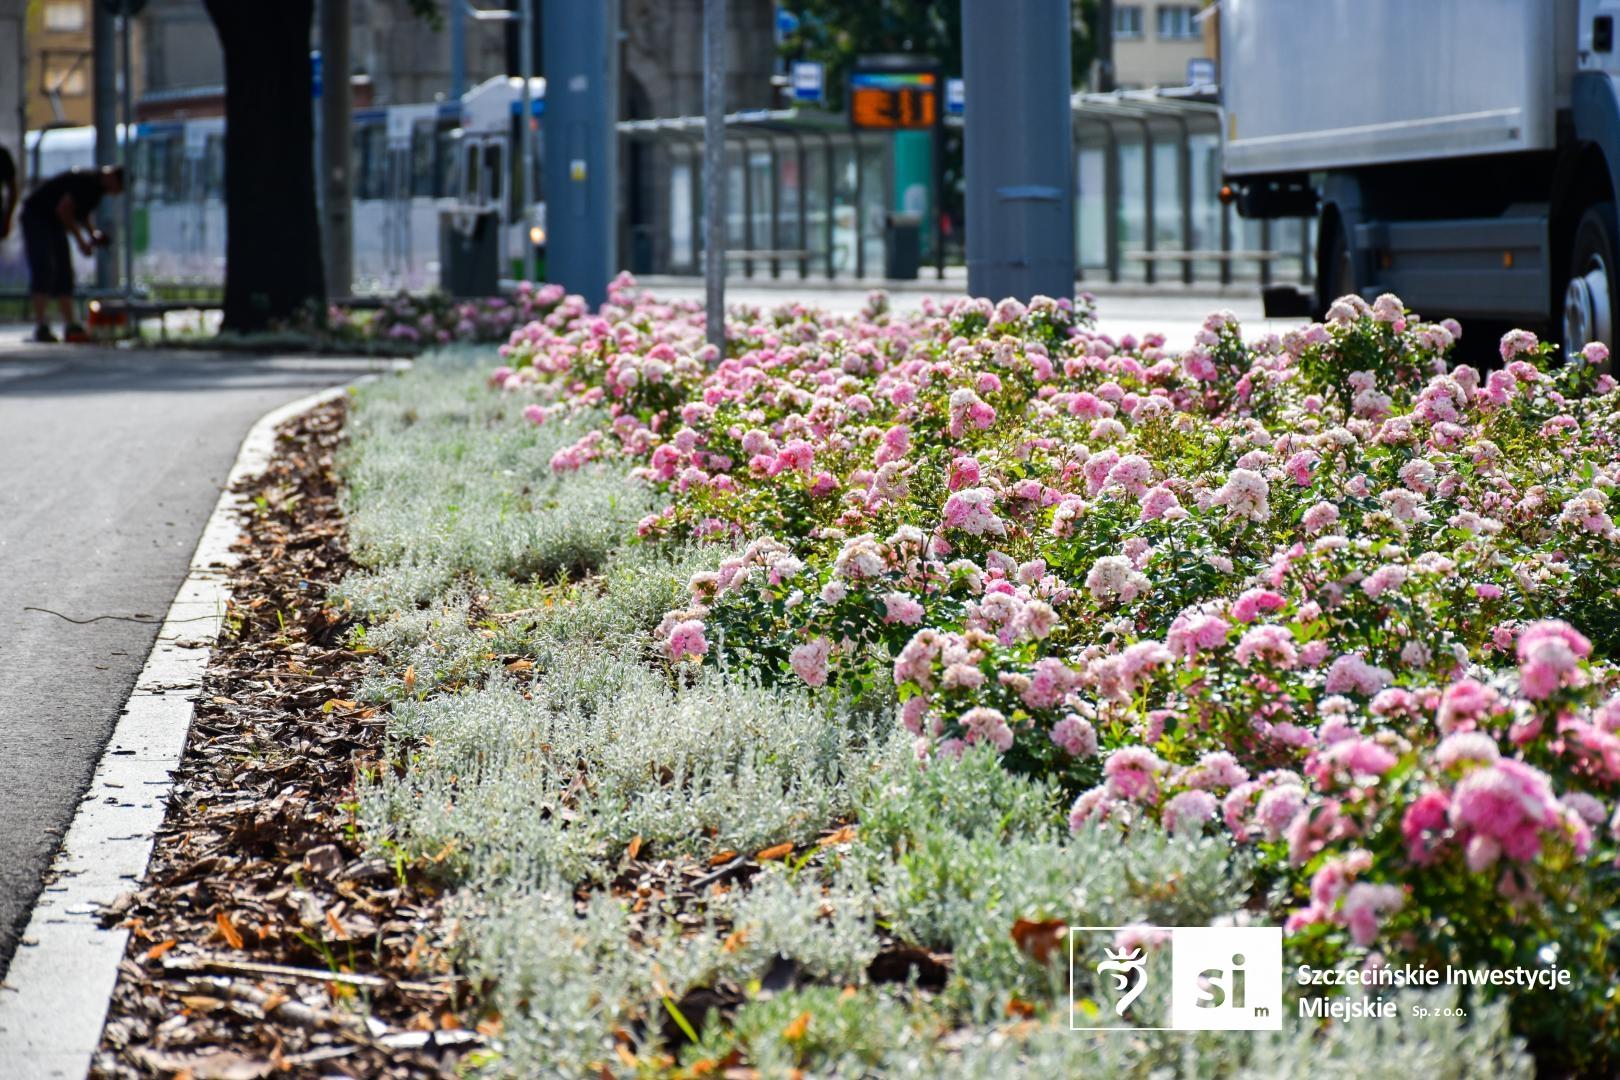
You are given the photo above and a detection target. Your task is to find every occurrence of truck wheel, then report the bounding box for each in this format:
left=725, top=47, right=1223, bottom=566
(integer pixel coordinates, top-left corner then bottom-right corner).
left=1562, top=203, right=1619, bottom=364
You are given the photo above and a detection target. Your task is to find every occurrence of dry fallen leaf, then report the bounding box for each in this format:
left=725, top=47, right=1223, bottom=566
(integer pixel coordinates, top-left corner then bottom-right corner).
left=626, top=834, right=643, bottom=861
left=325, top=908, right=349, bottom=941
left=1005, top=995, right=1037, bottom=1019
left=403, top=665, right=417, bottom=691
left=215, top=911, right=244, bottom=950
left=1010, top=918, right=1068, bottom=965
left=817, top=825, right=857, bottom=847
left=755, top=841, right=794, bottom=862
left=782, top=1010, right=812, bottom=1042
left=707, top=850, right=738, bottom=866
left=721, top=928, right=749, bottom=954
left=144, top=939, right=177, bottom=961
left=505, top=659, right=534, bottom=673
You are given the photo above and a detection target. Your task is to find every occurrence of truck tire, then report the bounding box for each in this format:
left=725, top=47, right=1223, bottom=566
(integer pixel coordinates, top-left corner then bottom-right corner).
left=1562, top=203, right=1619, bottom=364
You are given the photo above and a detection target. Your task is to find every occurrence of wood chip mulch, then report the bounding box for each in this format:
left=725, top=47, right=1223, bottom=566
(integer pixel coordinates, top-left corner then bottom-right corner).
left=92, top=399, right=481, bottom=1080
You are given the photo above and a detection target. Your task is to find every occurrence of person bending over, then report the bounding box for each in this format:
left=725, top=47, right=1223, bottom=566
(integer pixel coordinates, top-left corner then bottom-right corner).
left=21, top=164, right=124, bottom=343
left=0, top=144, right=17, bottom=241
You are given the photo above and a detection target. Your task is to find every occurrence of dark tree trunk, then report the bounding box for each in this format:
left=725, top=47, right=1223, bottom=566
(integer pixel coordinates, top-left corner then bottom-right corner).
left=202, top=1, right=325, bottom=333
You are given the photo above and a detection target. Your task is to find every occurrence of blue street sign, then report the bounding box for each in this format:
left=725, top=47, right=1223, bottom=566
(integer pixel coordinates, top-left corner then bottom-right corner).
left=311, top=50, right=323, bottom=99
left=945, top=77, right=964, bottom=115
left=776, top=8, right=800, bottom=37
left=791, top=60, right=825, bottom=104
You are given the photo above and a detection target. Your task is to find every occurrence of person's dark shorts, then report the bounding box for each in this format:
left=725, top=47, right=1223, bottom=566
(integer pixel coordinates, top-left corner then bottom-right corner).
left=21, top=211, right=73, bottom=296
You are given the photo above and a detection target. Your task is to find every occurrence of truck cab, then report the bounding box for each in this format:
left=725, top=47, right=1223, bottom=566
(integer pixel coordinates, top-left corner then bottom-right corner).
left=1221, top=0, right=1620, bottom=362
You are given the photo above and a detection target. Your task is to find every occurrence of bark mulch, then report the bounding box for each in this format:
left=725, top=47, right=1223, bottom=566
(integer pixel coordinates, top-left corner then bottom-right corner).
left=92, top=400, right=482, bottom=1080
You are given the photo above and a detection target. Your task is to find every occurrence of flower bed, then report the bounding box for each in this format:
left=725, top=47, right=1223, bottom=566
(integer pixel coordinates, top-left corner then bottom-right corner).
left=329, top=282, right=571, bottom=347
left=472, top=273, right=1620, bottom=1070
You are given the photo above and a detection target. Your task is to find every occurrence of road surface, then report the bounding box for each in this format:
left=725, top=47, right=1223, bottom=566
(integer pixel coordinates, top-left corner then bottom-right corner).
left=0, top=337, right=386, bottom=978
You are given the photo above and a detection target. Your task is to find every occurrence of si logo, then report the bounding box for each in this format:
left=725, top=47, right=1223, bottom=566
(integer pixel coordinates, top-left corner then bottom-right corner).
left=1196, top=952, right=1249, bottom=1009
left=1171, top=927, right=1283, bottom=1030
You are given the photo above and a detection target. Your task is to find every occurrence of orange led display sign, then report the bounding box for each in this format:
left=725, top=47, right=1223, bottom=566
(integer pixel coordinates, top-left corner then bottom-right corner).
left=849, top=71, right=939, bottom=130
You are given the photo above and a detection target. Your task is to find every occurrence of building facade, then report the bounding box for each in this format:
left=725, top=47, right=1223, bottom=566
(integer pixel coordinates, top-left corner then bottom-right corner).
left=24, top=0, right=97, bottom=129
left=1110, top=1, right=1216, bottom=89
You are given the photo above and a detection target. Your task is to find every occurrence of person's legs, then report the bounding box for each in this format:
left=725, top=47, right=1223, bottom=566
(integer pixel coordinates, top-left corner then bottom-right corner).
left=21, top=213, right=56, bottom=339
left=50, top=229, right=85, bottom=339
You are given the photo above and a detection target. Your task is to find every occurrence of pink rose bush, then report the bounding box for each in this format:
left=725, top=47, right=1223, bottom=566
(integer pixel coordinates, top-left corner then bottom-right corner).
left=487, top=276, right=1620, bottom=1057
left=343, top=281, right=570, bottom=347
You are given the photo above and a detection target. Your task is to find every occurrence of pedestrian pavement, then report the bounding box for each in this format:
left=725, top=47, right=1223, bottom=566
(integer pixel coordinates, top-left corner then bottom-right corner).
left=0, top=338, right=390, bottom=980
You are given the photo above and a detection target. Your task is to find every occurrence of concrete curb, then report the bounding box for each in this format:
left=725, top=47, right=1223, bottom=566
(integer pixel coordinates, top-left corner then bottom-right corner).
left=0, top=382, right=364, bottom=1079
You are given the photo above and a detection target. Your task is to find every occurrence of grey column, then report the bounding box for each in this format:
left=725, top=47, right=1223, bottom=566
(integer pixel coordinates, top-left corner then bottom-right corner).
left=93, top=2, right=116, bottom=289
left=702, top=0, right=726, bottom=350
left=544, top=0, right=620, bottom=310
left=320, top=0, right=353, bottom=298
left=962, top=0, right=1075, bottom=301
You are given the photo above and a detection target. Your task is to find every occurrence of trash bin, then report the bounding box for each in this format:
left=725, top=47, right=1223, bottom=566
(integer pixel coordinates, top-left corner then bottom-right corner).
left=439, top=208, right=501, bottom=297
left=884, top=211, right=923, bottom=281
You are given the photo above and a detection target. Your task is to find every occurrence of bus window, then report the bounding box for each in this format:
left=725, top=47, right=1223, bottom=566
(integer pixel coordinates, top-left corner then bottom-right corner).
left=434, top=126, right=456, bottom=198
left=483, top=142, right=504, bottom=208
left=352, top=123, right=387, bottom=200
left=411, top=122, right=435, bottom=198
left=205, top=135, right=225, bottom=199
left=463, top=141, right=479, bottom=203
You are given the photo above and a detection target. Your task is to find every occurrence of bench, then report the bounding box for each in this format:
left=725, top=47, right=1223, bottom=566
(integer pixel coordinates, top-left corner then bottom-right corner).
left=724, top=249, right=815, bottom=277
left=1123, top=249, right=1299, bottom=286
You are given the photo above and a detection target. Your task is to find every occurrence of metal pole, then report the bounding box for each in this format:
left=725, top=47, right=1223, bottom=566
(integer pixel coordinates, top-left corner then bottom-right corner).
left=853, top=134, right=864, bottom=279
left=322, top=0, right=353, bottom=296
left=120, top=8, right=133, bottom=302
left=92, top=1, right=116, bottom=290
left=518, top=0, right=536, bottom=283
left=1103, top=118, right=1120, bottom=283
left=963, top=0, right=1074, bottom=300
left=1140, top=118, right=1155, bottom=285
left=933, top=123, right=944, bottom=279
left=703, top=0, right=725, bottom=352
left=542, top=0, right=618, bottom=307
left=794, top=132, right=808, bottom=279
left=1096, top=0, right=1116, bottom=92
left=1219, top=188, right=1233, bottom=285
left=450, top=0, right=467, bottom=100
left=817, top=128, right=834, bottom=279
left=741, top=133, right=754, bottom=279
left=1260, top=217, right=1273, bottom=287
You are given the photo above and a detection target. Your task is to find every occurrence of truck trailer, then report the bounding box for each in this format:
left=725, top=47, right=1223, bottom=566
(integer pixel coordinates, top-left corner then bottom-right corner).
left=1221, top=0, right=1620, bottom=356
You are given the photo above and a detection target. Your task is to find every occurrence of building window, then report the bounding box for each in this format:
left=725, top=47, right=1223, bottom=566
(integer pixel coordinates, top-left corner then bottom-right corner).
left=45, top=65, right=88, bottom=96
left=1157, top=4, right=1202, bottom=40
left=1113, top=5, right=1144, bottom=40
left=43, top=2, right=86, bottom=33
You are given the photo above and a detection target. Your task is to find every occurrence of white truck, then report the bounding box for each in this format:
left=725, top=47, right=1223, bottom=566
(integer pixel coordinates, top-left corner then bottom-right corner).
left=1221, top=0, right=1620, bottom=354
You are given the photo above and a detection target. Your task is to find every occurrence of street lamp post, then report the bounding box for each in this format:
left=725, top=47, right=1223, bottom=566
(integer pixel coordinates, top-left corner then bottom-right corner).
left=703, top=0, right=726, bottom=353
left=518, top=0, right=537, bottom=285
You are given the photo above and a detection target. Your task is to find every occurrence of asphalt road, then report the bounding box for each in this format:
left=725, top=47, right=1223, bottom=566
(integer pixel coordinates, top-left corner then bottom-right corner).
left=0, top=337, right=386, bottom=978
